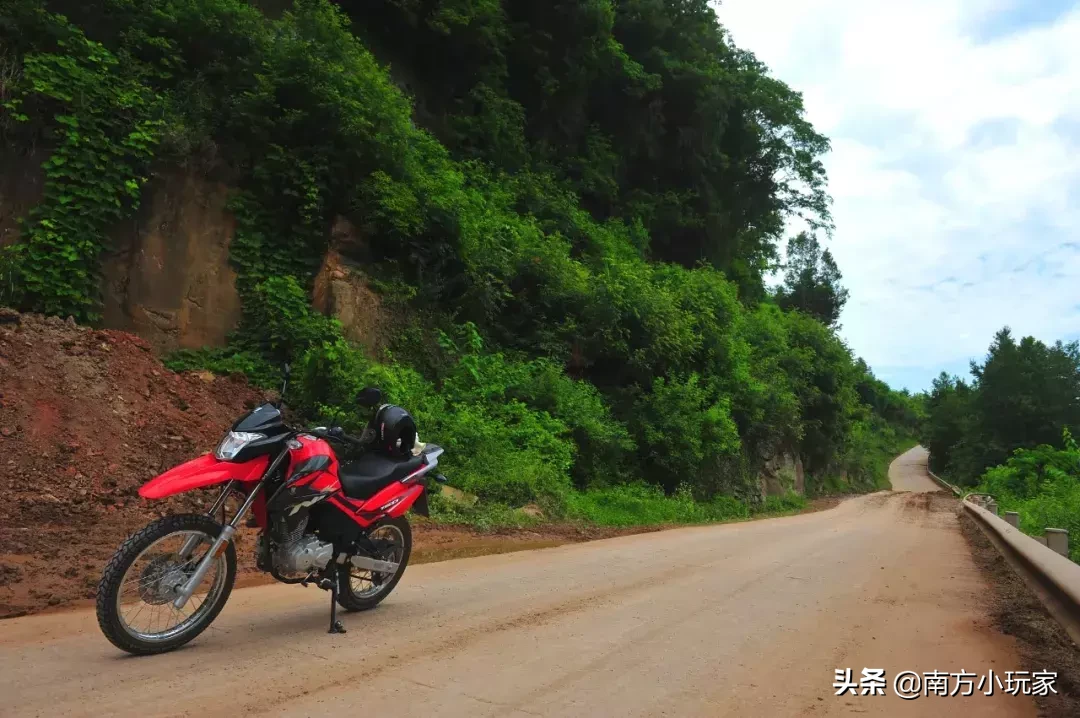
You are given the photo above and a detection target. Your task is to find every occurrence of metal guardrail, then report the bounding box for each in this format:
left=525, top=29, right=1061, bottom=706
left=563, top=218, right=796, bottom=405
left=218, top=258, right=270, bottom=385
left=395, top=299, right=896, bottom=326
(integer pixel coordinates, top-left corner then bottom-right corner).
left=924, top=464, right=962, bottom=496
left=925, top=450, right=1080, bottom=641
left=963, top=496, right=1080, bottom=645
left=926, top=452, right=1070, bottom=556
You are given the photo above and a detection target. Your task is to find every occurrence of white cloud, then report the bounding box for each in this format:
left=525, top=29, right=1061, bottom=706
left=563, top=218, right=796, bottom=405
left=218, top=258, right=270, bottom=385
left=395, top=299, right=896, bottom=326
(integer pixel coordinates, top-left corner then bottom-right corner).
left=715, top=0, right=1080, bottom=390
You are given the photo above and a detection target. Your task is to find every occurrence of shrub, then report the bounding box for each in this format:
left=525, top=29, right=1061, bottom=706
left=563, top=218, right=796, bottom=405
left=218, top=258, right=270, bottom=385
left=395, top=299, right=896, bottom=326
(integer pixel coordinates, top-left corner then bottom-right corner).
left=240, top=276, right=340, bottom=362
left=293, top=333, right=577, bottom=510
left=629, top=373, right=741, bottom=494
left=977, top=431, right=1080, bottom=561
left=164, top=348, right=279, bottom=388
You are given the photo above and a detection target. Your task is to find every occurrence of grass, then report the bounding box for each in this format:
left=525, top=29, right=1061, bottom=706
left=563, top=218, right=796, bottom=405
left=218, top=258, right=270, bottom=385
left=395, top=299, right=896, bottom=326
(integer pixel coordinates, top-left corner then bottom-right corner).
left=427, top=482, right=809, bottom=531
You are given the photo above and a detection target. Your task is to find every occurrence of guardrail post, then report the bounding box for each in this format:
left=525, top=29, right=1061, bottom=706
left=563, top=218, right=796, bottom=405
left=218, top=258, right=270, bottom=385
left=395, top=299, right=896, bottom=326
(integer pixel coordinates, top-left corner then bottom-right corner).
left=1004, top=511, right=1019, bottom=528
left=987, top=500, right=998, bottom=516
left=1035, top=536, right=1049, bottom=547
left=1045, top=528, right=1070, bottom=558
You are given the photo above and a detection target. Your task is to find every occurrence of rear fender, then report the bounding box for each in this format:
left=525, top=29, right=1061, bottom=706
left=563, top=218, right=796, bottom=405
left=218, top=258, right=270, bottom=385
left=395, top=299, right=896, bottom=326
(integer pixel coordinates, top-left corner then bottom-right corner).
left=359, top=482, right=425, bottom=519
left=139, top=454, right=269, bottom=499
left=411, top=487, right=430, bottom=517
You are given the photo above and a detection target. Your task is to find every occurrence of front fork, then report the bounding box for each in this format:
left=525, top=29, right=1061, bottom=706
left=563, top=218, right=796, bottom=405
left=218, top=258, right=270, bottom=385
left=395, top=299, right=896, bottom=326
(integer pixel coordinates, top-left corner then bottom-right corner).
left=175, top=479, right=237, bottom=560
left=171, top=449, right=287, bottom=610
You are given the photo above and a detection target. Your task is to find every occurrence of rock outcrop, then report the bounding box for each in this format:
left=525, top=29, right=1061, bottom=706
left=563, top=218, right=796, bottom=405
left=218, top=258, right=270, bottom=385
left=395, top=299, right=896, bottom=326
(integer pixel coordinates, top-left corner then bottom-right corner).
left=100, top=170, right=242, bottom=352
left=759, top=448, right=805, bottom=498
left=311, top=217, right=388, bottom=355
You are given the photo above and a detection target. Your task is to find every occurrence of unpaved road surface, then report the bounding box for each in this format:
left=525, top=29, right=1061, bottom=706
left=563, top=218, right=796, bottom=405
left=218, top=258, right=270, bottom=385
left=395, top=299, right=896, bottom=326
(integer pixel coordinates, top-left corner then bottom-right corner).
left=888, top=446, right=941, bottom=492
left=0, top=448, right=1036, bottom=717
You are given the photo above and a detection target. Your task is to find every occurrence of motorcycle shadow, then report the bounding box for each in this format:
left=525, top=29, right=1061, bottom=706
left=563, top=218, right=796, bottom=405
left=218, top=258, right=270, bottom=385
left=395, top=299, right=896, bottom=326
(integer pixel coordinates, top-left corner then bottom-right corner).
left=104, top=594, right=427, bottom=661
left=222, top=594, right=425, bottom=643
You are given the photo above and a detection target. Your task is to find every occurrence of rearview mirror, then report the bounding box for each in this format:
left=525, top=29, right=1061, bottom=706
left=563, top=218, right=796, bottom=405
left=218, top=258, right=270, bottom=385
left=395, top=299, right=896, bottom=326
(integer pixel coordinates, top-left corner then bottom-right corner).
left=277, top=362, right=292, bottom=409
left=356, top=387, right=383, bottom=407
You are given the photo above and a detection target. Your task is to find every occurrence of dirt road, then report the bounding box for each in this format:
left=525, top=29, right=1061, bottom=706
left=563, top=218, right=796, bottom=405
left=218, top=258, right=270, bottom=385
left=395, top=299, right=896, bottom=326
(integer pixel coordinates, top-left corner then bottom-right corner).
left=888, top=445, right=942, bottom=492
left=0, top=448, right=1036, bottom=717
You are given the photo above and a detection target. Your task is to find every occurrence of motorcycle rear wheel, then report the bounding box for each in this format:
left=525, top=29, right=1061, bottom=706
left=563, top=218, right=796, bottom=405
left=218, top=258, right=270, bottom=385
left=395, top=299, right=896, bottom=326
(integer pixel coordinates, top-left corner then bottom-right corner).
left=337, top=516, right=412, bottom=612
left=97, top=514, right=237, bottom=655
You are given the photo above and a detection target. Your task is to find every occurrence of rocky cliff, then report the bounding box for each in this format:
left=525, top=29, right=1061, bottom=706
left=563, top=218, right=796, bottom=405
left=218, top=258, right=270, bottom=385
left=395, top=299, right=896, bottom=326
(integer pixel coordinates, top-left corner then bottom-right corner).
left=759, top=449, right=806, bottom=498
left=100, top=169, right=242, bottom=351
left=2, top=159, right=386, bottom=354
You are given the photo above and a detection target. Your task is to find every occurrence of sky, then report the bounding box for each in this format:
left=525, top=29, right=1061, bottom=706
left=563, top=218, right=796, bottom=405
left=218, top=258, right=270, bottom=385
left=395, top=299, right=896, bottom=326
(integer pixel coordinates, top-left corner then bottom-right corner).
left=714, top=0, right=1080, bottom=393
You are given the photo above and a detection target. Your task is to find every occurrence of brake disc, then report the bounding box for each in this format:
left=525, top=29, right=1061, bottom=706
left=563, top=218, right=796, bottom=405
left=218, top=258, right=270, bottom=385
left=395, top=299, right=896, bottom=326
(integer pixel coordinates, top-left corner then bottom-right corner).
left=138, top=556, right=183, bottom=605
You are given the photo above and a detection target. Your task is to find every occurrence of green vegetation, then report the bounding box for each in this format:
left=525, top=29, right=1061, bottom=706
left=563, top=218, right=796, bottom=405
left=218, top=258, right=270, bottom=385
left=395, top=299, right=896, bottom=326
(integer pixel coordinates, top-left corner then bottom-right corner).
left=978, top=431, right=1080, bottom=562
left=921, top=328, right=1080, bottom=556
left=922, top=328, right=1080, bottom=484
left=0, top=8, right=162, bottom=321
left=566, top=485, right=806, bottom=528
left=1, top=0, right=919, bottom=527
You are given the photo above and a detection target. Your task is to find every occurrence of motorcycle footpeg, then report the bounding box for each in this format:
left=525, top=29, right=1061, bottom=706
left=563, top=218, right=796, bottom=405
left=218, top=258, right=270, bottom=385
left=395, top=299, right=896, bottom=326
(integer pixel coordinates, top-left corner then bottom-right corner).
left=317, top=578, right=334, bottom=591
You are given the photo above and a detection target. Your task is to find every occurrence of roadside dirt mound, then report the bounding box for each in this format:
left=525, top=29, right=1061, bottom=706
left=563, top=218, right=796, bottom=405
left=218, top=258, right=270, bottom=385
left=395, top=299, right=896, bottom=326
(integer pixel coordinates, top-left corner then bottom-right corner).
left=0, top=311, right=267, bottom=618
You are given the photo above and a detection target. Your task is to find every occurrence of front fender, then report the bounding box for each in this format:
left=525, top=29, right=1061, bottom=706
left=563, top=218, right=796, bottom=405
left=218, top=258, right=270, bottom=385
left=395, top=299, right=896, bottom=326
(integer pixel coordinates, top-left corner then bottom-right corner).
left=139, top=453, right=269, bottom=499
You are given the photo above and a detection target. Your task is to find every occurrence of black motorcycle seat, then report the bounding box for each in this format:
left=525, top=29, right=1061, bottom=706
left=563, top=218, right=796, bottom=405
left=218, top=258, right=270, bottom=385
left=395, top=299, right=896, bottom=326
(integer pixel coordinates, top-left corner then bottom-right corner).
left=339, top=453, right=424, bottom=500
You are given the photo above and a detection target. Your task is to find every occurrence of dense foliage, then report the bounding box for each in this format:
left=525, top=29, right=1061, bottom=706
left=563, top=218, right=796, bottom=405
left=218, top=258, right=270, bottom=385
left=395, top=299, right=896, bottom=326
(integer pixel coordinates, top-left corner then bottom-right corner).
left=922, top=328, right=1080, bottom=484
left=774, top=232, right=848, bottom=327
left=1, top=0, right=919, bottom=524
left=922, top=328, right=1080, bottom=555
left=977, top=431, right=1080, bottom=562
left=343, top=0, right=833, bottom=298
left=0, top=8, right=162, bottom=320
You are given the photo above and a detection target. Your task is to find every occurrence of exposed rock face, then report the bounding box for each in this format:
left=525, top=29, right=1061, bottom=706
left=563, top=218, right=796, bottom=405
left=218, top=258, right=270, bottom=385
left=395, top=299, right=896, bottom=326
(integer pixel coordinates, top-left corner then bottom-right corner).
left=311, top=217, right=387, bottom=355
left=759, top=448, right=805, bottom=497
left=100, top=170, right=242, bottom=351
left=3, top=156, right=387, bottom=354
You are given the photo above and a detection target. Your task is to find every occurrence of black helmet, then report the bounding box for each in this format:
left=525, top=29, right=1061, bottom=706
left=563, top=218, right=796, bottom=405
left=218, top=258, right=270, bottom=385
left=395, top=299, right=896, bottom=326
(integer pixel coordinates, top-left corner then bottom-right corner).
left=373, top=404, right=417, bottom=458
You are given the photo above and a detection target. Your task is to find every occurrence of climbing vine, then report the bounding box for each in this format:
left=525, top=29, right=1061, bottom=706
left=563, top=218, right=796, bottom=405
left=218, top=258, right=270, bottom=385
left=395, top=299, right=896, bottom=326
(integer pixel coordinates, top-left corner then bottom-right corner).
left=227, top=145, right=329, bottom=289
left=2, top=13, right=162, bottom=322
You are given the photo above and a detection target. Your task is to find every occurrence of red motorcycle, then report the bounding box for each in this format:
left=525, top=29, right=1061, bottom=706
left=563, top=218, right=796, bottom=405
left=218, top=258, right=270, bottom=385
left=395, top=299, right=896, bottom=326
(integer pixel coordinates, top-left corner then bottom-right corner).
left=96, top=370, right=445, bottom=655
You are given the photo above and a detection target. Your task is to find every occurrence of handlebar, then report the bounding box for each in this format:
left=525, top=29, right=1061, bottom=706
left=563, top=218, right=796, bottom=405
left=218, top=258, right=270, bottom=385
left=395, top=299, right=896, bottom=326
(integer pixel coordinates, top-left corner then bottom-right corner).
left=305, top=426, right=366, bottom=447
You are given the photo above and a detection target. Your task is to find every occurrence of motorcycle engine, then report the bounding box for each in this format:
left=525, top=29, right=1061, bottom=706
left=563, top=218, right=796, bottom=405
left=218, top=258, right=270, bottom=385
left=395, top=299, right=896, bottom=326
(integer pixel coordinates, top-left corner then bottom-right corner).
left=259, top=516, right=335, bottom=577
left=275, top=535, right=335, bottom=575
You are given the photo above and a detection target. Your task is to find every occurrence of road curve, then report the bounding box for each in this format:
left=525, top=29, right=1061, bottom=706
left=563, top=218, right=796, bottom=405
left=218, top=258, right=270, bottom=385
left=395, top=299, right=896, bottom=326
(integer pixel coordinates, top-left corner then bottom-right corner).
left=889, top=446, right=942, bottom=492
left=0, top=451, right=1035, bottom=717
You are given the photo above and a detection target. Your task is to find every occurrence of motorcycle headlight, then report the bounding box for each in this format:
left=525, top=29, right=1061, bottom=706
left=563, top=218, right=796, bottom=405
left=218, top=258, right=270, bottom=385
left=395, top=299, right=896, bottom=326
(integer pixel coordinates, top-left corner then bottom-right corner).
left=214, top=431, right=266, bottom=461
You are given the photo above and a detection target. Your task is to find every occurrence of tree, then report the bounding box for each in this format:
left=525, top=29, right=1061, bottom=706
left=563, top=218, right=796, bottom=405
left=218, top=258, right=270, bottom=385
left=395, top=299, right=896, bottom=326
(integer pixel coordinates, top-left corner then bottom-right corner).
left=779, top=309, right=859, bottom=476
left=774, top=232, right=848, bottom=326
left=961, top=328, right=1080, bottom=478
left=333, top=0, right=832, bottom=300
left=920, top=327, right=1080, bottom=484
left=920, top=372, right=973, bottom=478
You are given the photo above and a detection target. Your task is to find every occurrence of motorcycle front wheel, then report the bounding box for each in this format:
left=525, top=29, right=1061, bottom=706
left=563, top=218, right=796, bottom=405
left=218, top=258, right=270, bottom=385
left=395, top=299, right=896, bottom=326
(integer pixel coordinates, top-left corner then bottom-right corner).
left=96, top=513, right=237, bottom=655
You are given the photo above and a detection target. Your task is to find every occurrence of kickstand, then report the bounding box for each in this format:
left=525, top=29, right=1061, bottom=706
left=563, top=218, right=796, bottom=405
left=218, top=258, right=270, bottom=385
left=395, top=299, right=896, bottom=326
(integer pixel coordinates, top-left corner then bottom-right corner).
left=326, top=564, right=346, bottom=635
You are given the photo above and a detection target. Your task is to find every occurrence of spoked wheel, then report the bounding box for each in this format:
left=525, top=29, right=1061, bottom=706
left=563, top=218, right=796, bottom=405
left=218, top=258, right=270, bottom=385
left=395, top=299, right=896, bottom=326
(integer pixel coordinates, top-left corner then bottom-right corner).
left=337, top=516, right=412, bottom=612
left=96, top=514, right=236, bottom=655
